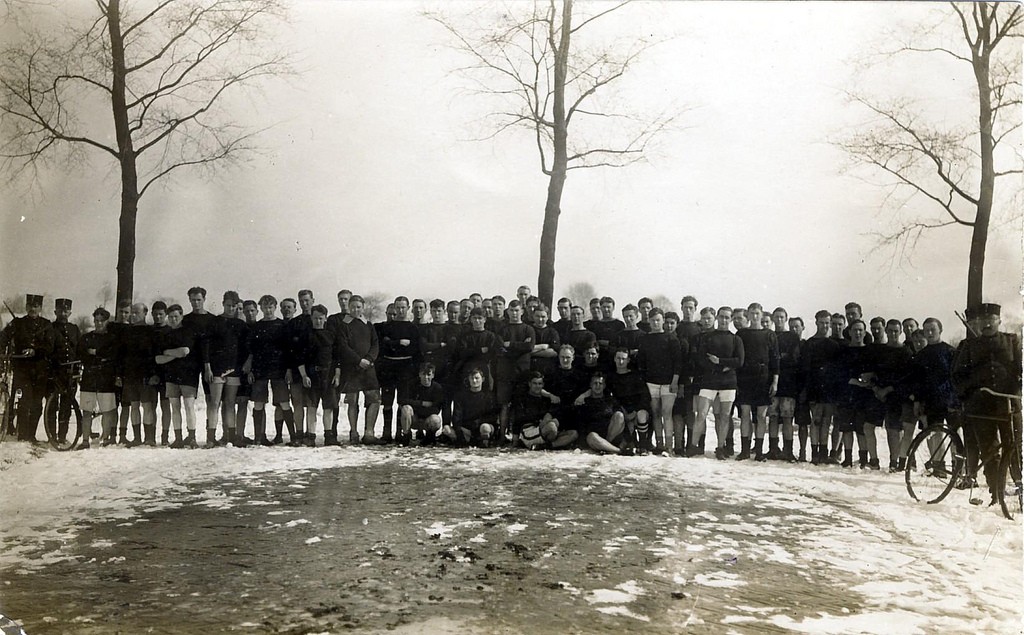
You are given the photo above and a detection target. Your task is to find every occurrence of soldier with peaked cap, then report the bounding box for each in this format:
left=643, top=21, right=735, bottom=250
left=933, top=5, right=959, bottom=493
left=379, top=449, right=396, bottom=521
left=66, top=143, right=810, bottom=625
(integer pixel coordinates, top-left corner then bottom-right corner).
left=952, top=303, right=1023, bottom=503
left=47, top=298, right=81, bottom=444
left=0, top=294, right=55, bottom=441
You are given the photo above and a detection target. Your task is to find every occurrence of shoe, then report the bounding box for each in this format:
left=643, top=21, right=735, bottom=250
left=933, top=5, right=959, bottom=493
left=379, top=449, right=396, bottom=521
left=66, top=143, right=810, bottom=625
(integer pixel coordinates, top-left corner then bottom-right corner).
left=145, top=438, right=156, bottom=447
left=361, top=434, right=378, bottom=445
left=754, top=451, right=767, bottom=462
left=235, top=435, right=250, bottom=448
left=896, top=457, right=906, bottom=471
left=480, top=437, right=492, bottom=449
left=101, top=438, right=116, bottom=448
left=766, top=447, right=780, bottom=461
left=868, top=459, right=880, bottom=471
left=75, top=441, right=90, bottom=451
left=303, top=435, right=316, bottom=448
left=955, top=477, right=978, bottom=491
left=798, top=448, right=807, bottom=462
left=619, top=445, right=636, bottom=457
left=841, top=458, right=853, bottom=468
left=185, top=435, right=198, bottom=449
left=379, top=435, right=393, bottom=445
left=714, top=447, right=726, bottom=460
left=272, top=434, right=284, bottom=445
left=685, top=445, right=704, bottom=458
left=735, top=449, right=750, bottom=461
left=258, top=436, right=274, bottom=447
left=421, top=433, right=437, bottom=447
left=888, top=460, right=899, bottom=473
left=126, top=437, right=142, bottom=448
left=170, top=437, right=186, bottom=449
left=349, top=432, right=361, bottom=444
left=931, top=463, right=948, bottom=479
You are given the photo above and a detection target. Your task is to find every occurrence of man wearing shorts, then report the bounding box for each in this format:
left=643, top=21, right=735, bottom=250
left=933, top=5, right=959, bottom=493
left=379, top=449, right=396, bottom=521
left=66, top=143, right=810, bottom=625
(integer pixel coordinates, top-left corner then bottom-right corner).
left=376, top=296, right=420, bottom=444
left=337, top=295, right=382, bottom=443
left=202, top=291, right=248, bottom=447
left=770, top=307, right=801, bottom=462
left=297, top=304, right=341, bottom=446
left=76, top=308, right=119, bottom=449
left=243, top=295, right=294, bottom=445
left=511, top=371, right=577, bottom=450
left=578, top=372, right=628, bottom=454
left=802, top=310, right=843, bottom=465
left=693, top=307, right=744, bottom=459
left=637, top=309, right=681, bottom=455
left=399, top=363, right=445, bottom=446
left=156, top=305, right=202, bottom=449
left=672, top=296, right=702, bottom=456
left=529, top=305, right=561, bottom=377
left=734, top=304, right=778, bottom=461
left=447, top=367, right=499, bottom=447
left=495, top=300, right=535, bottom=441
left=118, top=302, right=159, bottom=447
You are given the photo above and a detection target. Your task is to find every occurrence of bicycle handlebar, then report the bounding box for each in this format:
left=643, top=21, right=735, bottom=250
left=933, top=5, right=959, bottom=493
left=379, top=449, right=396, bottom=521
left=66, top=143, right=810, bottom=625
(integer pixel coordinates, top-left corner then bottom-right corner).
left=980, top=387, right=1022, bottom=400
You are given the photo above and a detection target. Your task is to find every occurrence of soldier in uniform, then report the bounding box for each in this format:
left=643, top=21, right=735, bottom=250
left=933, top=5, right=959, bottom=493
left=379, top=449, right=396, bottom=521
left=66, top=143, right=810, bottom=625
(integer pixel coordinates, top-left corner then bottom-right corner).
left=0, top=294, right=55, bottom=441
left=47, top=298, right=81, bottom=445
left=952, top=303, right=1022, bottom=503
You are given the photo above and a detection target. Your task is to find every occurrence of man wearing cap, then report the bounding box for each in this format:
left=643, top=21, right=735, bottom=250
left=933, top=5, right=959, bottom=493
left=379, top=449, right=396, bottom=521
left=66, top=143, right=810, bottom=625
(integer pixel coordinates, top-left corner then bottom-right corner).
left=952, top=303, right=1023, bottom=503
left=0, top=294, right=55, bottom=441
left=47, top=298, right=81, bottom=445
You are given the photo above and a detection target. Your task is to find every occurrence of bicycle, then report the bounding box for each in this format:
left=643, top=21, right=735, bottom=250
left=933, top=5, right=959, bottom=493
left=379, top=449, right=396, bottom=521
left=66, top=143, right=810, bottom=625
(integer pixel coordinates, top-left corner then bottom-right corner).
left=44, top=360, right=84, bottom=451
left=0, top=353, right=32, bottom=444
left=904, top=387, right=1021, bottom=520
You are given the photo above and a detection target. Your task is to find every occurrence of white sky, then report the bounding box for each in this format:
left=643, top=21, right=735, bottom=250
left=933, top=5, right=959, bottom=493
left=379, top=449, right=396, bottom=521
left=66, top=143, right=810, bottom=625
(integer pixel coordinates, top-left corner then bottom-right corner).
left=1, top=1, right=1021, bottom=337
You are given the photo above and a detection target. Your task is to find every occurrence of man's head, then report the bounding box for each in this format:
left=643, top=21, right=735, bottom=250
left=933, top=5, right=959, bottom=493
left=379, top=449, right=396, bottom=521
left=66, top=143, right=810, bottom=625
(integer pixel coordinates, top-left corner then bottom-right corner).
left=699, top=306, right=716, bottom=329
left=259, top=294, right=278, bottom=319
left=311, top=304, right=329, bottom=329
left=115, top=299, right=131, bottom=323
left=831, top=313, right=846, bottom=337
left=922, top=317, right=943, bottom=344
left=589, top=372, right=607, bottom=396
left=844, top=302, right=863, bottom=324
left=965, top=304, right=1001, bottom=337
left=491, top=295, right=506, bottom=318
left=732, top=307, right=748, bottom=330
left=482, top=298, right=494, bottom=319
left=648, top=307, right=665, bottom=333
left=281, top=298, right=297, bottom=319
left=621, top=304, right=639, bottom=329
left=613, top=347, right=630, bottom=372
left=54, top=298, right=72, bottom=323
left=469, top=293, right=483, bottom=309
left=588, top=298, right=601, bottom=320
left=446, top=300, right=460, bottom=323
left=558, top=344, right=575, bottom=369
left=349, top=295, right=365, bottom=319
left=884, top=319, right=902, bottom=345
left=582, top=346, right=600, bottom=367
left=533, top=306, right=549, bottom=328
left=222, top=290, right=241, bottom=317
left=25, top=293, right=43, bottom=318
left=419, top=362, right=436, bottom=386
left=902, top=317, right=919, bottom=336
left=599, top=296, right=615, bottom=320
left=337, top=289, right=352, bottom=314
left=517, top=285, right=531, bottom=306
left=665, top=311, right=679, bottom=333
left=298, top=289, right=314, bottom=314
left=469, top=307, right=486, bottom=331
left=637, top=297, right=653, bottom=320
left=152, top=301, right=168, bottom=325
left=412, top=298, right=427, bottom=321
left=187, top=287, right=206, bottom=312
left=556, top=297, right=571, bottom=320
left=167, top=305, right=184, bottom=328
left=466, top=367, right=485, bottom=391
left=680, top=296, right=698, bottom=322
left=130, top=302, right=148, bottom=325
left=92, top=307, right=111, bottom=331
left=716, top=307, right=733, bottom=331
left=747, top=303, right=763, bottom=329
left=393, top=296, right=410, bottom=321
left=771, top=307, right=788, bottom=332
left=507, top=300, right=523, bottom=324
left=242, top=300, right=259, bottom=323
left=526, top=370, right=545, bottom=395
left=869, top=317, right=886, bottom=344
left=430, top=299, right=446, bottom=324
left=570, top=305, right=585, bottom=328
left=848, top=319, right=867, bottom=346
left=814, top=310, right=831, bottom=337
left=789, top=316, right=804, bottom=338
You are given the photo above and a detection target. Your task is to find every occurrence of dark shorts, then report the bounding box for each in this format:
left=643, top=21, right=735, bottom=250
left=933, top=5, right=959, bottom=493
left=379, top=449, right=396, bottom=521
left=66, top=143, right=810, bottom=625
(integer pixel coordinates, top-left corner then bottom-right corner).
left=736, top=370, right=772, bottom=407
left=342, top=366, right=380, bottom=393
left=252, top=378, right=289, bottom=404
left=377, top=358, right=415, bottom=391
left=305, top=377, right=339, bottom=410
left=835, top=406, right=867, bottom=434
left=122, top=379, right=158, bottom=404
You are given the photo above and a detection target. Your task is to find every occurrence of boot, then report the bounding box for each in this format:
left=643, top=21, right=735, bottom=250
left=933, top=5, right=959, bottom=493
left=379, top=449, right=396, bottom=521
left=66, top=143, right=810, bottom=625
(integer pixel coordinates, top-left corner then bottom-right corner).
left=204, top=428, right=221, bottom=449
left=724, top=435, right=734, bottom=458
left=349, top=428, right=361, bottom=444
left=858, top=450, right=868, bottom=469
left=782, top=440, right=797, bottom=463
left=323, top=429, right=339, bottom=446
left=303, top=432, right=316, bottom=448
left=127, top=424, right=143, bottom=448
left=754, top=438, right=767, bottom=462
left=798, top=444, right=807, bottom=463
left=895, top=457, right=906, bottom=472
left=421, top=430, right=438, bottom=447
left=283, top=409, right=296, bottom=443
left=685, top=444, right=704, bottom=458
left=767, top=438, right=781, bottom=460
left=841, top=449, right=853, bottom=468
left=161, top=426, right=170, bottom=446
left=273, top=414, right=284, bottom=444
left=117, top=424, right=128, bottom=445
left=169, top=429, right=186, bottom=449
left=735, top=437, right=751, bottom=461
left=868, top=458, right=880, bottom=471
left=144, top=424, right=156, bottom=447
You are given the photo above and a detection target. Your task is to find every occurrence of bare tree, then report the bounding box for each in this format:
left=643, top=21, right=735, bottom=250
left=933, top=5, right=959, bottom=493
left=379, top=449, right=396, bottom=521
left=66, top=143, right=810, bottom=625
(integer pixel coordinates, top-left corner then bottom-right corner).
left=838, top=2, right=1022, bottom=307
left=427, top=0, right=677, bottom=308
left=0, top=0, right=290, bottom=303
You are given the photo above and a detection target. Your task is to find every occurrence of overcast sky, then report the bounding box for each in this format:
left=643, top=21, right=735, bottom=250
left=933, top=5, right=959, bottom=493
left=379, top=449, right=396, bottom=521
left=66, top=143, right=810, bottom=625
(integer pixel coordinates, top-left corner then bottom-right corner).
left=1, top=1, right=1021, bottom=337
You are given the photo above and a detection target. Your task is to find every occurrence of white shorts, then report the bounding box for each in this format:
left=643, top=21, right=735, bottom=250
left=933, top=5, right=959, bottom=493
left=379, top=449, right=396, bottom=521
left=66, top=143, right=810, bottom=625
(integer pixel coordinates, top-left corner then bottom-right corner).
left=80, top=392, right=116, bottom=412
left=698, top=388, right=736, bottom=403
left=647, top=383, right=676, bottom=399
left=166, top=383, right=199, bottom=399
left=520, top=424, right=545, bottom=449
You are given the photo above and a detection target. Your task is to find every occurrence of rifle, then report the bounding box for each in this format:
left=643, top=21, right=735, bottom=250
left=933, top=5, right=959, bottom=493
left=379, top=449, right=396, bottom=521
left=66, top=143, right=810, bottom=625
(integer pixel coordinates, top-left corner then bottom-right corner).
left=3, top=301, right=17, bottom=321
left=955, top=310, right=979, bottom=338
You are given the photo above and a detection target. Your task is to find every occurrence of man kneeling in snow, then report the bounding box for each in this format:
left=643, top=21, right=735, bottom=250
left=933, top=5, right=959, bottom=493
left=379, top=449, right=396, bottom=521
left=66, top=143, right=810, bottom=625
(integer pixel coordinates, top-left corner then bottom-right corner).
left=511, top=371, right=578, bottom=450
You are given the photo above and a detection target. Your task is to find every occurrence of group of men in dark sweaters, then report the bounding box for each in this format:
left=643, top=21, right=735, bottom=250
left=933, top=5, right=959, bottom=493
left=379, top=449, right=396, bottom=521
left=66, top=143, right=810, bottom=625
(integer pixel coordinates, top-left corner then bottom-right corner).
left=2, top=287, right=1020, bottom=495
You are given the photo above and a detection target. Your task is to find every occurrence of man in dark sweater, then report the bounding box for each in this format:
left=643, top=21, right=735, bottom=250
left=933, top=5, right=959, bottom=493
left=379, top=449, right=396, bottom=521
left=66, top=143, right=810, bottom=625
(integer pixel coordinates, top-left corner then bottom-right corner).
left=637, top=309, right=681, bottom=455
left=77, top=308, right=119, bottom=448
left=496, top=300, right=535, bottom=440
left=802, top=310, right=843, bottom=464
left=399, top=363, right=445, bottom=445
left=419, top=299, right=459, bottom=427
left=297, top=305, right=341, bottom=446
left=734, top=304, right=779, bottom=461
left=589, top=296, right=625, bottom=366
left=770, top=307, right=801, bottom=462
left=156, top=304, right=202, bottom=449
left=529, top=306, right=561, bottom=377
left=337, top=295, right=382, bottom=444
left=455, top=308, right=503, bottom=392
left=511, top=371, right=577, bottom=450
left=376, top=296, right=420, bottom=443
left=552, top=297, right=573, bottom=341
left=447, top=367, right=499, bottom=447
left=672, top=296, right=702, bottom=456
left=693, top=307, right=745, bottom=459
left=565, top=306, right=598, bottom=368
left=243, top=295, right=295, bottom=445
left=47, top=298, right=80, bottom=446
left=118, top=302, right=159, bottom=446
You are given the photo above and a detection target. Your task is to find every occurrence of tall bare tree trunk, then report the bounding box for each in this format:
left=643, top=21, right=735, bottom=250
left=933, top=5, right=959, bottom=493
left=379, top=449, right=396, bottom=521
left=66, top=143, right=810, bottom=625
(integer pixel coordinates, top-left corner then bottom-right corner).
left=537, top=0, right=573, bottom=310
left=108, top=0, right=139, bottom=305
left=968, top=47, right=994, bottom=308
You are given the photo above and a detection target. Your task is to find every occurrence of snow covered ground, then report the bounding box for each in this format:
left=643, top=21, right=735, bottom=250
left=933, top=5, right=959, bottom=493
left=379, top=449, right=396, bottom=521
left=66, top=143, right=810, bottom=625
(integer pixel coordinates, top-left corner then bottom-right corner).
left=0, top=423, right=1021, bottom=634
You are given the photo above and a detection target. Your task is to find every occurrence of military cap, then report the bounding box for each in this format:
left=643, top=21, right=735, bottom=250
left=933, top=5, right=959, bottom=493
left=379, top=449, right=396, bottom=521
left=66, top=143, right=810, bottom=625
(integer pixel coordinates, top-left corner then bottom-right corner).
left=25, top=294, right=43, bottom=307
left=965, top=303, right=1001, bottom=320
left=55, top=298, right=72, bottom=310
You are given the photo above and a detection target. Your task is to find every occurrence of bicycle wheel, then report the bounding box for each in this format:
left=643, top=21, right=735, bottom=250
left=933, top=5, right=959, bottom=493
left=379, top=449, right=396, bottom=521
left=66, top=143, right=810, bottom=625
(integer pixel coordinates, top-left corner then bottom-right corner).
left=905, top=426, right=964, bottom=504
left=0, top=382, right=9, bottom=444
left=44, top=392, right=83, bottom=451
left=997, top=447, right=1022, bottom=520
